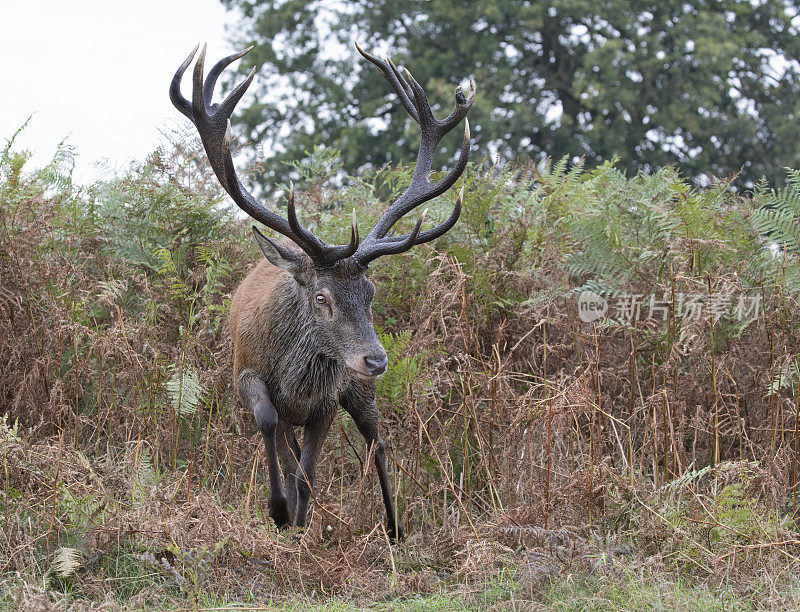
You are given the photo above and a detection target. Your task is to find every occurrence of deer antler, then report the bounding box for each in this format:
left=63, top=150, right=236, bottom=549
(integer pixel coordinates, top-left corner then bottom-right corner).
left=352, top=44, right=474, bottom=267
left=170, top=44, right=358, bottom=267
left=171, top=43, right=473, bottom=269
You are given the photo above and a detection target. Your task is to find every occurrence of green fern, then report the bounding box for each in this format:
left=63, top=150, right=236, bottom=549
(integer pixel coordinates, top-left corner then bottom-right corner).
left=93, top=140, right=229, bottom=271
left=167, top=365, right=203, bottom=418
left=156, top=247, right=191, bottom=302
left=129, top=444, right=156, bottom=504
left=0, top=414, right=20, bottom=442
left=197, top=243, right=232, bottom=329
left=281, top=143, right=344, bottom=188
left=665, top=465, right=712, bottom=494
left=376, top=329, right=435, bottom=405
left=752, top=168, right=800, bottom=291
left=753, top=168, right=800, bottom=252
left=37, top=138, right=76, bottom=194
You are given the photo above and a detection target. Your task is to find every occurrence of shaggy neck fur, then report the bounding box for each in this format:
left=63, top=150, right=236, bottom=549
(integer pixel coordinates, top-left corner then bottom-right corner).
left=260, top=276, right=349, bottom=413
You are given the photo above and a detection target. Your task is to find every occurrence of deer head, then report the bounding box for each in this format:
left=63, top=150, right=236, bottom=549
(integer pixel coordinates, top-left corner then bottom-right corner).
left=170, top=43, right=473, bottom=378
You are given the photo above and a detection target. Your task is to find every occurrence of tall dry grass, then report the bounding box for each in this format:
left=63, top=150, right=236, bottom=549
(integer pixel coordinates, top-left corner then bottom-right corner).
left=2, top=132, right=800, bottom=608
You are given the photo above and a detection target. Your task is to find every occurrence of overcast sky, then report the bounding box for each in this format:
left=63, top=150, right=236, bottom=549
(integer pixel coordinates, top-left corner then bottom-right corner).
left=0, top=0, right=237, bottom=184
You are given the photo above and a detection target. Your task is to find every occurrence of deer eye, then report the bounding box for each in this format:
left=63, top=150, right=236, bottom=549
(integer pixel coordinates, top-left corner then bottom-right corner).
left=315, top=293, right=327, bottom=305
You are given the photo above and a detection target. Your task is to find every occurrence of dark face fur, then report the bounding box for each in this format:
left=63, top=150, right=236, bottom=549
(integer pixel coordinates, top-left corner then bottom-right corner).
left=254, top=232, right=388, bottom=380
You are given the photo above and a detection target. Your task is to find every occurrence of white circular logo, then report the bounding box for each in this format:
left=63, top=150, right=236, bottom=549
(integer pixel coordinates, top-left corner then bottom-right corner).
left=577, top=291, right=608, bottom=322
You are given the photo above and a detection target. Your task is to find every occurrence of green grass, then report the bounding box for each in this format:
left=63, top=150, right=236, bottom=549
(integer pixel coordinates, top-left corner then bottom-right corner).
left=543, top=571, right=759, bottom=611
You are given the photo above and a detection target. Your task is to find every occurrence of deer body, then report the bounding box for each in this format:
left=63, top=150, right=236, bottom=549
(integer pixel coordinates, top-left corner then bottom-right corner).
left=171, top=42, right=474, bottom=540
left=230, top=259, right=350, bottom=426
left=229, top=252, right=392, bottom=530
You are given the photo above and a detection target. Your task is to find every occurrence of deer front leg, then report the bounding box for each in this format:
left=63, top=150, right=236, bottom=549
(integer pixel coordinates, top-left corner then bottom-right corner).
left=341, top=383, right=405, bottom=541
left=276, top=421, right=301, bottom=524
left=294, top=410, right=335, bottom=528
left=238, top=372, right=291, bottom=527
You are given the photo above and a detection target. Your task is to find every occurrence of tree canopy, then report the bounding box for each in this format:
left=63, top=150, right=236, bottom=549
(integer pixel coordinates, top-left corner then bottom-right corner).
left=221, top=0, right=800, bottom=188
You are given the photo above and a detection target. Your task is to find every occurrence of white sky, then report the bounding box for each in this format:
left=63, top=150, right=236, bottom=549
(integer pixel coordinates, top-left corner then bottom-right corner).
left=0, top=0, right=237, bottom=184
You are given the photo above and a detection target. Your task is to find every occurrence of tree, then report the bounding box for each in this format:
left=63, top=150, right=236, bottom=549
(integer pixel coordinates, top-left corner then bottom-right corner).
left=221, top=0, right=800, bottom=188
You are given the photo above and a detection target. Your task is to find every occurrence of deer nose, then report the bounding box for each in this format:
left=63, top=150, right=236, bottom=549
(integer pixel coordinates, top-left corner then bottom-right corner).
left=363, top=353, right=388, bottom=376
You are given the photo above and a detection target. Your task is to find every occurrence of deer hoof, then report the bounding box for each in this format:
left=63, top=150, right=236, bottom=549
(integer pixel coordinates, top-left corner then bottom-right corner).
left=270, top=498, right=291, bottom=527
left=387, top=520, right=406, bottom=543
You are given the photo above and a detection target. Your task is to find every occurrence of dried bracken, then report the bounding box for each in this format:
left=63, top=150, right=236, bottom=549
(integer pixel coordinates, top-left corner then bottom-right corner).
left=2, top=136, right=800, bottom=608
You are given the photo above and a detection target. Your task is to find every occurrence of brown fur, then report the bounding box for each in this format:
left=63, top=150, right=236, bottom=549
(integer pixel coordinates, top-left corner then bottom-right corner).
left=230, top=258, right=283, bottom=385
left=227, top=246, right=401, bottom=537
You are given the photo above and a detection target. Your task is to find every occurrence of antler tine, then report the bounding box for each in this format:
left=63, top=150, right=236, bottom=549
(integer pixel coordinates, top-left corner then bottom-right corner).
left=401, top=67, right=435, bottom=125
left=189, top=45, right=260, bottom=201
left=357, top=189, right=463, bottom=266
left=381, top=187, right=462, bottom=246
left=169, top=43, right=200, bottom=121
left=171, top=44, right=360, bottom=268
left=360, top=117, right=470, bottom=249
left=285, top=182, right=360, bottom=264
left=334, top=208, right=360, bottom=259
left=355, top=43, right=420, bottom=124
left=386, top=58, right=417, bottom=120
left=361, top=210, right=427, bottom=263
left=440, top=78, right=476, bottom=133
left=286, top=181, right=324, bottom=253
left=203, top=46, right=254, bottom=110
left=352, top=44, right=473, bottom=266
left=325, top=209, right=360, bottom=261
left=217, top=120, right=291, bottom=238
left=395, top=116, right=471, bottom=214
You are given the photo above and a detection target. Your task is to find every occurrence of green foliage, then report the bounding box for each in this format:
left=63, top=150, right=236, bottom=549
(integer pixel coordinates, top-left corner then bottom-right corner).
left=167, top=365, right=204, bottom=419
left=137, top=542, right=226, bottom=607
left=376, top=328, right=434, bottom=405
left=0, top=127, right=246, bottom=493
left=280, top=143, right=345, bottom=192
left=156, top=246, right=192, bottom=302
left=59, top=484, right=108, bottom=530
left=5, top=114, right=800, bottom=612
left=1, top=118, right=75, bottom=206
left=99, top=545, right=174, bottom=603
left=711, top=482, right=759, bottom=544
left=221, top=0, right=800, bottom=188
left=561, top=165, right=764, bottom=295
left=157, top=241, right=233, bottom=332
left=638, top=461, right=789, bottom=580
left=373, top=156, right=777, bottom=327
left=93, top=147, right=229, bottom=272
left=197, top=243, right=233, bottom=332
left=544, top=569, right=753, bottom=611
left=0, top=414, right=20, bottom=441
left=752, top=168, right=800, bottom=292
left=753, top=168, right=800, bottom=251
left=37, top=138, right=76, bottom=195
left=128, top=445, right=157, bottom=505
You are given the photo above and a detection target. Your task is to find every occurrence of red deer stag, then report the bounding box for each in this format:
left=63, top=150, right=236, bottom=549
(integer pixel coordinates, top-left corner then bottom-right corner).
left=170, top=43, right=473, bottom=540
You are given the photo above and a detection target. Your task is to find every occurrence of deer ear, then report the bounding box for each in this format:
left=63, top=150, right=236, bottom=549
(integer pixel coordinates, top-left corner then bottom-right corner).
left=251, top=227, right=304, bottom=276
